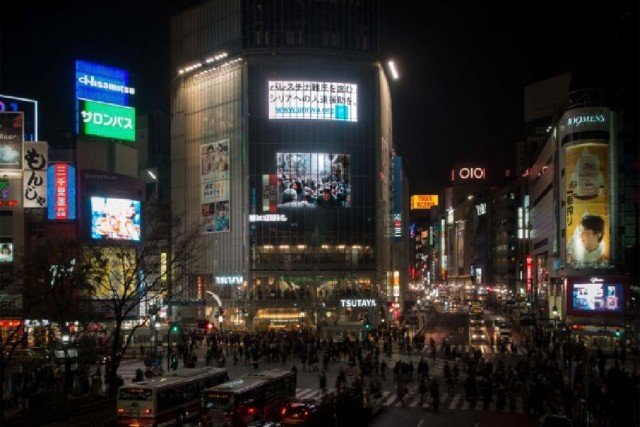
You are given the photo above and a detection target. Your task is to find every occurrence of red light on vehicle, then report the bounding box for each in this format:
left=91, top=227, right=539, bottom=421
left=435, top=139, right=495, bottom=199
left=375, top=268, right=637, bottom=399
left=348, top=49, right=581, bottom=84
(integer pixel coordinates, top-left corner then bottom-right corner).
left=143, top=408, right=152, bottom=414
left=247, top=407, right=256, bottom=415
left=206, top=322, right=214, bottom=330
left=304, top=410, right=309, bottom=416
left=117, top=408, right=125, bottom=414
left=281, top=408, right=287, bottom=416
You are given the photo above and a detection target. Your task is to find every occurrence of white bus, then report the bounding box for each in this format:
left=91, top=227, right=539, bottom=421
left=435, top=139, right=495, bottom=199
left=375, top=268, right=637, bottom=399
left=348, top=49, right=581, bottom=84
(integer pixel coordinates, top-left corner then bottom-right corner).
left=116, top=366, right=228, bottom=427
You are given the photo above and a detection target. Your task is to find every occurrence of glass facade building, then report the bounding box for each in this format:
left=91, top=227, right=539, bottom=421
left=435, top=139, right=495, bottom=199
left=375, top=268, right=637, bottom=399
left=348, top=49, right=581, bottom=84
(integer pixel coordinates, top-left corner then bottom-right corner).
left=170, top=0, right=397, bottom=334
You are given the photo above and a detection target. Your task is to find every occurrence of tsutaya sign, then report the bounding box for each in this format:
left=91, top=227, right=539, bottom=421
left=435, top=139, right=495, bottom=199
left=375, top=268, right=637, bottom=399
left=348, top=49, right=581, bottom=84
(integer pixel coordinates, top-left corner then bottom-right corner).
left=451, top=166, right=486, bottom=181
left=340, top=299, right=377, bottom=308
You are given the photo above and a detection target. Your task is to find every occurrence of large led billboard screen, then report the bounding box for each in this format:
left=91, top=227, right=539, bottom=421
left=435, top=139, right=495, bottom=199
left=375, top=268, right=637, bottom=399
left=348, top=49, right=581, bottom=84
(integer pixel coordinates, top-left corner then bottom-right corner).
left=268, top=81, right=357, bottom=122
left=90, top=196, right=141, bottom=241
left=567, top=276, right=627, bottom=316
left=274, top=152, right=351, bottom=208
left=565, top=143, right=609, bottom=268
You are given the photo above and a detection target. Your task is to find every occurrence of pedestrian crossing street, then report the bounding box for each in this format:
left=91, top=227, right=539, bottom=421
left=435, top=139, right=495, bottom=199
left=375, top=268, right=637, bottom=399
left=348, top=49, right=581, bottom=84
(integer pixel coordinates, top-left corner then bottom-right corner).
left=295, top=387, right=526, bottom=413
left=414, top=343, right=525, bottom=356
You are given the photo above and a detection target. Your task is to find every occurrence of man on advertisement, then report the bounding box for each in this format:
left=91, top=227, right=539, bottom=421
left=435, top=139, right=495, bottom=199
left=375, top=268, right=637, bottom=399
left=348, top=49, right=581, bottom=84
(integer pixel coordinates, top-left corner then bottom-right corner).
left=567, top=214, right=608, bottom=265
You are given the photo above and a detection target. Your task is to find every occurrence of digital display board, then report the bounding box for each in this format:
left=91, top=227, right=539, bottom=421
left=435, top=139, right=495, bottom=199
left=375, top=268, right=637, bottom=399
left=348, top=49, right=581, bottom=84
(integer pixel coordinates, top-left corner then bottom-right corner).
left=273, top=152, right=351, bottom=208
left=48, top=163, right=76, bottom=220
left=90, top=196, right=141, bottom=241
left=569, top=279, right=624, bottom=314
left=78, top=99, right=136, bottom=141
left=0, top=112, right=23, bottom=171
left=268, top=81, right=357, bottom=122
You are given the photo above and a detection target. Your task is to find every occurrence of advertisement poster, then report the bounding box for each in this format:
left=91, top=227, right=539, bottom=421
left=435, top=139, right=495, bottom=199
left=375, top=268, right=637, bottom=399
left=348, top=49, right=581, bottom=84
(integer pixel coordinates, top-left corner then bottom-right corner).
left=201, top=139, right=230, bottom=233
left=0, top=112, right=24, bottom=171
left=275, top=152, right=351, bottom=208
left=565, top=143, right=609, bottom=268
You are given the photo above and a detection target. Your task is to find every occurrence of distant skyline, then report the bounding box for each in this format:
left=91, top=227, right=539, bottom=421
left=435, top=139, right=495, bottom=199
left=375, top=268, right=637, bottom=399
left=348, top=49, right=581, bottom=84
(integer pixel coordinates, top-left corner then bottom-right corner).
left=1, top=1, right=636, bottom=193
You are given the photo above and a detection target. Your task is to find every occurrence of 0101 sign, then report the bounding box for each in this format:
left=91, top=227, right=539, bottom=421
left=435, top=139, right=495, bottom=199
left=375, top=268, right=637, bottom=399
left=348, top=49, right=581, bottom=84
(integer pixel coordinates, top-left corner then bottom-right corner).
left=451, top=167, right=486, bottom=181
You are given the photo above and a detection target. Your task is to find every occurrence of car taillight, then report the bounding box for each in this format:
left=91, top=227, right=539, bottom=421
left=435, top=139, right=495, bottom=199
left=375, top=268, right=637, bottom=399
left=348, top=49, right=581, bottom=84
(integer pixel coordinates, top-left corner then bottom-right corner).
left=247, top=407, right=256, bottom=415
left=143, top=408, right=152, bottom=414
left=117, top=408, right=125, bottom=414
left=281, top=408, right=287, bottom=416
left=304, top=410, right=309, bottom=417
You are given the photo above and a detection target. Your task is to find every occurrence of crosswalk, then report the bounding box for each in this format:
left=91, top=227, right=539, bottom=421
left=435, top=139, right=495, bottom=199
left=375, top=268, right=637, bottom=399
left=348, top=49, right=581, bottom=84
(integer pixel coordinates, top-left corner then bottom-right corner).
left=414, top=343, right=525, bottom=356
left=295, top=387, right=526, bottom=413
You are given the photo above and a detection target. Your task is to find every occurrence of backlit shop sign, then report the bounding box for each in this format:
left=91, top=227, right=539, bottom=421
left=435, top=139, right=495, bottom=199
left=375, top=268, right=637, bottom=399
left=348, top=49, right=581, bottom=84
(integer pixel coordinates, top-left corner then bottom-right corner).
left=215, top=275, right=243, bottom=285
left=47, top=163, right=76, bottom=220
left=451, top=167, right=486, bottom=181
left=339, top=299, right=377, bottom=308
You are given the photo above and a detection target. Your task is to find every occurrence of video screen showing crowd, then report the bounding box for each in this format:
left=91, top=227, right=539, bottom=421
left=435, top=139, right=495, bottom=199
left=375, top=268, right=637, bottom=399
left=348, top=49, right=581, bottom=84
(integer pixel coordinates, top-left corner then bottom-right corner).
left=276, top=152, right=351, bottom=208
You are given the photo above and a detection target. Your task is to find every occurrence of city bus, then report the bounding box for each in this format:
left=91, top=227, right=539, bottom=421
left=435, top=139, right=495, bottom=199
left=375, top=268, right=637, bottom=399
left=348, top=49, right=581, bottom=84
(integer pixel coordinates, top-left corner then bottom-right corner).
left=116, top=366, right=229, bottom=427
left=200, top=368, right=296, bottom=427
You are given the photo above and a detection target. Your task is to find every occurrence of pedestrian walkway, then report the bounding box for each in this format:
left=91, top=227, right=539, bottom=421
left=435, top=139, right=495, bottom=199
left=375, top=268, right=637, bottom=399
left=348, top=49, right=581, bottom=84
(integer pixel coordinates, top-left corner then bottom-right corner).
left=295, top=387, right=526, bottom=413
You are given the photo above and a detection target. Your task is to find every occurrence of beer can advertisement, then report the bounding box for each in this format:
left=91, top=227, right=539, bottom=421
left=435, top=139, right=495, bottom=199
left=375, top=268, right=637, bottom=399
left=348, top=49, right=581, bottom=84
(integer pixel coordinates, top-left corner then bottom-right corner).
left=565, top=142, right=609, bottom=268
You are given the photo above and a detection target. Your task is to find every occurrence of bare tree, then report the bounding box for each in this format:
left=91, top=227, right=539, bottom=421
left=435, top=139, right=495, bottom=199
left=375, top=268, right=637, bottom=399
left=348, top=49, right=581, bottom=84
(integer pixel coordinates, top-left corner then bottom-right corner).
left=82, top=208, right=202, bottom=396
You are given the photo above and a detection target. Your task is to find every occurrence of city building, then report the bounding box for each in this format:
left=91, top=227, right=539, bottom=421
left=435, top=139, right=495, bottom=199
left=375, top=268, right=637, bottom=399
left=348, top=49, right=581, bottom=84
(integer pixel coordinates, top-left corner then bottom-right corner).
left=169, top=0, right=402, bottom=337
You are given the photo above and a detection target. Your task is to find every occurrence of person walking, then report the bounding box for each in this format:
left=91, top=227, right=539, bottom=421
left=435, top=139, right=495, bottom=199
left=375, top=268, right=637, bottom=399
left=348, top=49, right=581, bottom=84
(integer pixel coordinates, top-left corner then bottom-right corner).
left=319, top=370, right=327, bottom=395
left=429, top=378, right=440, bottom=412
left=396, top=378, right=407, bottom=405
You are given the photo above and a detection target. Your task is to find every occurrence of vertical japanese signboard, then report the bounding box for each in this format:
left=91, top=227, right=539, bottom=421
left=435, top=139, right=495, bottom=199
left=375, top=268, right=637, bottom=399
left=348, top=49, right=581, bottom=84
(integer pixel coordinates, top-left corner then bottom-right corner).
left=47, top=163, right=76, bottom=220
left=23, top=141, right=48, bottom=207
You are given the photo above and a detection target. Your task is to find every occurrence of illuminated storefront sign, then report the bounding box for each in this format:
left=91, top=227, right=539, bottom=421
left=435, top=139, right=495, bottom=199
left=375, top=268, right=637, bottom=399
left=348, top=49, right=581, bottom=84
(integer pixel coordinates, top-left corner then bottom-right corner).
left=411, top=194, right=439, bottom=210
left=565, top=142, right=609, bottom=268
left=0, top=176, right=18, bottom=206
left=23, top=141, right=47, bottom=208
left=526, top=255, right=532, bottom=294
left=47, top=163, right=76, bottom=220
left=339, top=299, right=377, bottom=308
left=268, top=80, right=358, bottom=122
left=215, top=275, right=243, bottom=285
left=249, top=213, right=288, bottom=222
left=451, top=167, right=486, bottom=181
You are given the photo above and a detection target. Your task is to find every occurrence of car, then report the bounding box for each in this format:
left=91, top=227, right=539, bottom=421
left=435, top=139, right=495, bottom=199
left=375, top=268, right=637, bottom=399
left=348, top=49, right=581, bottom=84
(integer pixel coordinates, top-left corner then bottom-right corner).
left=493, top=317, right=508, bottom=329
left=471, top=327, right=487, bottom=342
left=280, top=399, right=320, bottom=426
left=498, top=330, right=513, bottom=345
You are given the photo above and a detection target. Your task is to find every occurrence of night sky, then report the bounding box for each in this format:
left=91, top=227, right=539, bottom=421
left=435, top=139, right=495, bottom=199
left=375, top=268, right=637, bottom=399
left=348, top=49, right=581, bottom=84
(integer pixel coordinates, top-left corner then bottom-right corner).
left=1, top=1, right=634, bottom=193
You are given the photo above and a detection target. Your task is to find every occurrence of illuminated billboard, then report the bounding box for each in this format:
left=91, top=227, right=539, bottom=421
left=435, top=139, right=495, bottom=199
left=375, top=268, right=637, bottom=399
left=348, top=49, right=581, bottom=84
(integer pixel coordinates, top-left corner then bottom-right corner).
left=567, top=276, right=627, bottom=316
left=90, top=196, right=141, bottom=241
left=47, top=163, right=76, bottom=220
left=411, top=195, right=439, bottom=210
left=200, top=140, right=230, bottom=233
left=268, top=81, right=357, bottom=122
left=0, top=242, right=14, bottom=263
left=0, top=112, right=23, bottom=171
left=565, top=143, right=609, bottom=268
left=75, top=60, right=135, bottom=107
left=0, top=94, right=38, bottom=141
left=77, top=99, right=135, bottom=141
left=273, top=152, right=351, bottom=208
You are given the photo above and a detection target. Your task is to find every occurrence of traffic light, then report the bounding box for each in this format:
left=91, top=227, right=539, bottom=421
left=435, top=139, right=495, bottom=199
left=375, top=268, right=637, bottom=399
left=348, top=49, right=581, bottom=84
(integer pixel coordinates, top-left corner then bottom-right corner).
left=206, top=322, right=214, bottom=331
left=170, top=323, right=181, bottom=334
left=615, top=329, right=621, bottom=337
